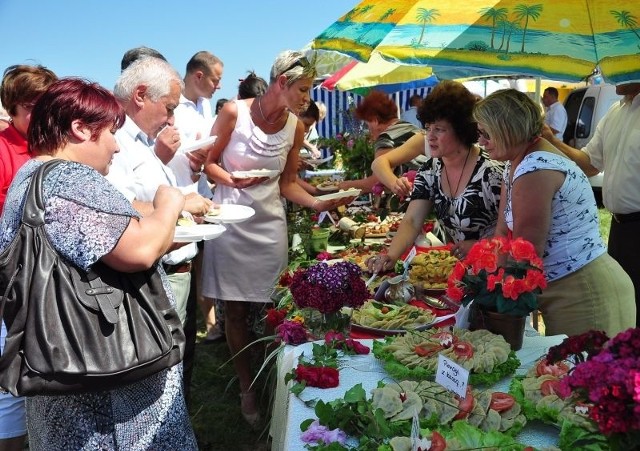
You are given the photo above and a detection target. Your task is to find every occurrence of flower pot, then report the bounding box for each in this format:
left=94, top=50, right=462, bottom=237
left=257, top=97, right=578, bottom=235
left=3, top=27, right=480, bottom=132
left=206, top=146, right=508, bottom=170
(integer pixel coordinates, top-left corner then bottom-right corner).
left=302, top=308, right=351, bottom=340
left=310, top=228, right=330, bottom=253
left=469, top=305, right=525, bottom=351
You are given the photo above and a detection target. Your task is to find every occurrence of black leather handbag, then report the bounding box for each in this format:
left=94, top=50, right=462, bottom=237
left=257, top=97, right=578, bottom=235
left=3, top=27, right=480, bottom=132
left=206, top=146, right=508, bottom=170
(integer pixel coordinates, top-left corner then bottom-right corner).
left=0, top=160, right=185, bottom=396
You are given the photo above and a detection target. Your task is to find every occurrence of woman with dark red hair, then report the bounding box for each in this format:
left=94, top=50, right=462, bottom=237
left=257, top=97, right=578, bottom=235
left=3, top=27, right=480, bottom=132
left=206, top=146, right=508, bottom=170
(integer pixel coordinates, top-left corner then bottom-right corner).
left=0, top=78, right=197, bottom=450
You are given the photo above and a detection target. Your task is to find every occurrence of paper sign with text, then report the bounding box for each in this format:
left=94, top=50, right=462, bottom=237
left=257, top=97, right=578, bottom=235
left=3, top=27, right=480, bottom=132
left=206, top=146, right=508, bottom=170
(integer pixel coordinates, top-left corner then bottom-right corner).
left=403, top=246, right=417, bottom=269
left=435, top=354, right=469, bottom=398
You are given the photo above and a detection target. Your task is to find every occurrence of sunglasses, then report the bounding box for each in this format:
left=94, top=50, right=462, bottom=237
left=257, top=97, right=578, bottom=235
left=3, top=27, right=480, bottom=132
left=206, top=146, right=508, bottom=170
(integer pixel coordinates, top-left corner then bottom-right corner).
left=477, top=128, right=491, bottom=141
left=282, top=56, right=311, bottom=75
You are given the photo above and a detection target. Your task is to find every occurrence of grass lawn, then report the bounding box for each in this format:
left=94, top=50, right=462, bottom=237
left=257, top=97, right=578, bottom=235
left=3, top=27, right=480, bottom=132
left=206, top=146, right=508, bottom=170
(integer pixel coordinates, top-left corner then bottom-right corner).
left=189, top=331, right=272, bottom=451
left=188, top=207, right=613, bottom=449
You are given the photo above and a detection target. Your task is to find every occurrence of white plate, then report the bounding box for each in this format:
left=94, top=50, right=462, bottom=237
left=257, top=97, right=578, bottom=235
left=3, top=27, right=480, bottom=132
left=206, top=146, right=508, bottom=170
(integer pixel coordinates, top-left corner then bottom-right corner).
left=203, top=205, right=255, bottom=224
left=304, top=156, right=334, bottom=166
left=231, top=169, right=279, bottom=179
left=178, top=136, right=217, bottom=154
left=315, top=188, right=362, bottom=201
left=174, top=224, right=226, bottom=243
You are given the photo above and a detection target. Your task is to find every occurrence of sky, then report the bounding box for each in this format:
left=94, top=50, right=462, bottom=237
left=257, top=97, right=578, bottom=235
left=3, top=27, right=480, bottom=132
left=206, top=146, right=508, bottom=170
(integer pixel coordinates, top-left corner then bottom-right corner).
left=0, top=0, right=355, bottom=103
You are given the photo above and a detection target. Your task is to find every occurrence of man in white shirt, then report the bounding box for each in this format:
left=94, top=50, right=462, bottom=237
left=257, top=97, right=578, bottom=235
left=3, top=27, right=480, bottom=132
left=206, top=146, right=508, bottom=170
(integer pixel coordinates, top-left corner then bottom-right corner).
left=400, top=94, right=422, bottom=128
left=108, top=57, right=213, bottom=397
left=542, top=87, right=568, bottom=140
left=169, top=51, right=223, bottom=191
left=543, top=81, right=640, bottom=327
left=171, top=51, right=224, bottom=342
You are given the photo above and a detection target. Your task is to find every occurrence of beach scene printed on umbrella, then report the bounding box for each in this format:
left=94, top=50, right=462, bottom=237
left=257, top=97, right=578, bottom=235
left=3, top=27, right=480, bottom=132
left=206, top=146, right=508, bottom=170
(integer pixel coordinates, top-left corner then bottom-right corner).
left=314, top=0, right=640, bottom=84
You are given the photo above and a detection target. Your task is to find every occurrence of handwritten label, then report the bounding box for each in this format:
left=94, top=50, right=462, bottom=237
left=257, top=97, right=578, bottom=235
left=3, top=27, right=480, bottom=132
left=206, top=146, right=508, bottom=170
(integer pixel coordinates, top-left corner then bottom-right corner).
left=435, top=354, right=469, bottom=398
left=403, top=246, right=417, bottom=270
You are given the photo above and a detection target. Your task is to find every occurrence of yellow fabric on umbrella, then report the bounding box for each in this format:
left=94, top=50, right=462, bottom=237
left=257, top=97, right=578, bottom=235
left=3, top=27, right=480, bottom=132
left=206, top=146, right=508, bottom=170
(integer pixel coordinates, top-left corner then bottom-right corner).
left=313, top=0, right=640, bottom=84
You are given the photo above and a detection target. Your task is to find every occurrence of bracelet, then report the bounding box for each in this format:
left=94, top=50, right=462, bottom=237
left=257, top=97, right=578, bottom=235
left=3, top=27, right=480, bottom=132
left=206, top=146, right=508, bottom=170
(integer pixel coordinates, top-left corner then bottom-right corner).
left=312, top=199, right=320, bottom=210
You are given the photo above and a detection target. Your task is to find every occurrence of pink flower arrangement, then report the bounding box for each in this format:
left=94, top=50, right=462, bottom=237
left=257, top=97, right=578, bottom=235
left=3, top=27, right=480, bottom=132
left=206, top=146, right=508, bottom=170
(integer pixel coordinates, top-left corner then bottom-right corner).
left=546, top=328, right=640, bottom=447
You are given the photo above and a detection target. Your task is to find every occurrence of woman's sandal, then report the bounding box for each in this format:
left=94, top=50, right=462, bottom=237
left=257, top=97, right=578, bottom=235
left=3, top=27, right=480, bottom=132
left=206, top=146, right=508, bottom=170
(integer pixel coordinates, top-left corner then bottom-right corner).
left=240, top=391, right=261, bottom=429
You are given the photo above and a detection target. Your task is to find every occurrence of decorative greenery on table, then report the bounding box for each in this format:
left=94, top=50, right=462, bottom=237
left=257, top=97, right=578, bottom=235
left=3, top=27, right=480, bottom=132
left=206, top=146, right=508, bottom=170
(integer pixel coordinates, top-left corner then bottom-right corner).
left=299, top=383, right=537, bottom=450
left=316, top=98, right=374, bottom=182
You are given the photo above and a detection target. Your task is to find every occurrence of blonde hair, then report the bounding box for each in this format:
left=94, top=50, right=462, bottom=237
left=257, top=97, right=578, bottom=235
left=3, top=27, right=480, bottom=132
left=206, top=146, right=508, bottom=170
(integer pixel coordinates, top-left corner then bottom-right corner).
left=269, top=50, right=316, bottom=87
left=316, top=101, right=327, bottom=121
left=473, top=89, right=543, bottom=149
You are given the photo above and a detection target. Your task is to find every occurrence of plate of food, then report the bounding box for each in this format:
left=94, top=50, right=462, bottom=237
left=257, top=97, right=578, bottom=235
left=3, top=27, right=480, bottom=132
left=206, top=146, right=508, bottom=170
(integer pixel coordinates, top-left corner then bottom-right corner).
left=304, top=155, right=333, bottom=167
left=178, top=136, right=217, bottom=154
left=373, top=328, right=520, bottom=385
left=315, top=188, right=361, bottom=201
left=407, top=249, right=457, bottom=293
left=351, top=300, right=437, bottom=336
left=174, top=224, right=226, bottom=243
left=203, top=204, right=255, bottom=224
left=231, top=169, right=279, bottom=179
left=316, top=180, right=340, bottom=192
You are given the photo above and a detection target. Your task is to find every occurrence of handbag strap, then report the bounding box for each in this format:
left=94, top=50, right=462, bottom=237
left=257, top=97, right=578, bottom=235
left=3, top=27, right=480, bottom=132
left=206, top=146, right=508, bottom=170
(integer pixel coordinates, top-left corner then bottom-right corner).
left=22, top=159, right=65, bottom=227
left=0, top=160, right=64, bottom=346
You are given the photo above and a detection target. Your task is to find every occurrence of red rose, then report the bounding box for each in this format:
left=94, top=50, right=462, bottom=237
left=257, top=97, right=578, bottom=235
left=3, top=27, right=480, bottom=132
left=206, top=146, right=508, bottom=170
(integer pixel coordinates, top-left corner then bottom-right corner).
left=266, top=308, right=287, bottom=328
left=295, top=364, right=339, bottom=388
left=279, top=271, right=293, bottom=287
left=345, top=339, right=370, bottom=355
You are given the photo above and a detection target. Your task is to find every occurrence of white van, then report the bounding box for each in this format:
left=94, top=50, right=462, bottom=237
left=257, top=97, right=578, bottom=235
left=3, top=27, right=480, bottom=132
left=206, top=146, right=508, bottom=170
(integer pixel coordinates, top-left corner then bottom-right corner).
left=562, top=84, right=622, bottom=192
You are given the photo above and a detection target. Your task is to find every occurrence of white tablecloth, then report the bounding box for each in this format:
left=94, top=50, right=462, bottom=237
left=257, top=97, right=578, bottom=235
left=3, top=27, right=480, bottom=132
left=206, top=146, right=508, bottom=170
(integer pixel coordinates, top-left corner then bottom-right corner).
left=270, top=334, right=567, bottom=451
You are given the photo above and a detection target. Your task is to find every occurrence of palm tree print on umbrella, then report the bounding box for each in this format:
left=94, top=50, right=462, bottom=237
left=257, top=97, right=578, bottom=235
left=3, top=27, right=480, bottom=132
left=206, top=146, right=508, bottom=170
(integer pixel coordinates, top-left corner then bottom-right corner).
left=480, top=7, right=509, bottom=49
left=514, top=3, right=543, bottom=52
left=611, top=9, right=640, bottom=48
left=414, top=8, right=440, bottom=46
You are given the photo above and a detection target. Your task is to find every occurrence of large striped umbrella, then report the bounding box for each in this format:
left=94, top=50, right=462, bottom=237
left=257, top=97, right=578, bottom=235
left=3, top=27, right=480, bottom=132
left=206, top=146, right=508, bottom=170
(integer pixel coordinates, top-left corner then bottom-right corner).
left=312, top=0, right=640, bottom=84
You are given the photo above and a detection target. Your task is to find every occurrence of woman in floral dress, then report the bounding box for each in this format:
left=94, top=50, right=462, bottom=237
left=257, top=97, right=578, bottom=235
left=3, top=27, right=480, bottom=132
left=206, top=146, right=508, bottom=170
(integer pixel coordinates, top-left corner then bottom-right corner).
left=0, top=78, right=197, bottom=450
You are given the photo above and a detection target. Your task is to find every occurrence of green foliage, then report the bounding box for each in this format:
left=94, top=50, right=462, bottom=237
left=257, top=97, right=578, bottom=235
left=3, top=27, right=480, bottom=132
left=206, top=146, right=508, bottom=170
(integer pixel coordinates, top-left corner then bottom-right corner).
left=309, top=383, right=393, bottom=443
left=465, top=40, right=489, bottom=51
left=318, top=133, right=374, bottom=181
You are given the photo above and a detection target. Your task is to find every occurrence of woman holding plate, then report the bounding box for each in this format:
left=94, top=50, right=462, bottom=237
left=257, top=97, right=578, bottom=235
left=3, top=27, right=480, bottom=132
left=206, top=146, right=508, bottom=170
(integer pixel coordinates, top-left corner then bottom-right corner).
left=202, top=50, right=354, bottom=427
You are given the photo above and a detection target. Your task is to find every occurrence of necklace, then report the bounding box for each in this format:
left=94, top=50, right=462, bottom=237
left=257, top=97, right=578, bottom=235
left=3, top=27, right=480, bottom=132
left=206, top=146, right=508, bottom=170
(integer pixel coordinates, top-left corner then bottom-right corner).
left=443, top=148, right=471, bottom=198
left=257, top=97, right=283, bottom=125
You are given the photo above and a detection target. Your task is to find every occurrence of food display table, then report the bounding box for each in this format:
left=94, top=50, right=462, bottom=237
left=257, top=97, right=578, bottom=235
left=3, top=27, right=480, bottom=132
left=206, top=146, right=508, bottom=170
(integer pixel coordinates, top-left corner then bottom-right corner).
left=270, top=334, right=567, bottom=451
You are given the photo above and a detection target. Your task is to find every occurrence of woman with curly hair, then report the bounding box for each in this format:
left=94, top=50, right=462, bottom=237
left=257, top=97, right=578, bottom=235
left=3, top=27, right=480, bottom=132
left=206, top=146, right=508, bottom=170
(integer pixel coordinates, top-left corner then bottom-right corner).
left=369, top=81, right=504, bottom=272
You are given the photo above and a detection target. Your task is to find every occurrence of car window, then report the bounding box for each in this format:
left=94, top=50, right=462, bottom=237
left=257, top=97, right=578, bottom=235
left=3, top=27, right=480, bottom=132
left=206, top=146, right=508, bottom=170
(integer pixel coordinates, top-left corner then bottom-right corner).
left=563, top=89, right=586, bottom=144
left=576, top=96, right=595, bottom=139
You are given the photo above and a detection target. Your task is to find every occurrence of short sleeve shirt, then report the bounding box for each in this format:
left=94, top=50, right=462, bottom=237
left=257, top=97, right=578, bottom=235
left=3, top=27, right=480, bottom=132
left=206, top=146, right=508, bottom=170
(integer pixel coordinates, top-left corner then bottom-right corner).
left=504, top=151, right=606, bottom=281
left=411, top=151, right=503, bottom=242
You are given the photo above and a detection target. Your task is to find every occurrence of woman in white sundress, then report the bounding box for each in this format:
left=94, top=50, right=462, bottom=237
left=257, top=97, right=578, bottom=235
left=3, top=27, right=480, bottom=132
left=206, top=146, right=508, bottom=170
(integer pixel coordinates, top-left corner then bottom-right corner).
left=202, top=50, right=353, bottom=427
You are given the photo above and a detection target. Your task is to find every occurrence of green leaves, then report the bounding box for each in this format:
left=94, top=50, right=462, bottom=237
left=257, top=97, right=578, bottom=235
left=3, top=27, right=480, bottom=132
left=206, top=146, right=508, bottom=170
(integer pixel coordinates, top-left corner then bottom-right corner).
left=310, top=383, right=391, bottom=442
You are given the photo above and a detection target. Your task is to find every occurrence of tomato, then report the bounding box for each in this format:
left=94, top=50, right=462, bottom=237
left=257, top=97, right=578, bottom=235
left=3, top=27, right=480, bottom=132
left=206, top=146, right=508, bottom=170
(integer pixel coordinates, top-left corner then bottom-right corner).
left=535, top=360, right=570, bottom=377
left=429, top=431, right=446, bottom=451
left=367, top=214, right=378, bottom=222
left=415, top=344, right=441, bottom=357
left=540, top=379, right=564, bottom=399
left=454, top=387, right=474, bottom=420
left=452, top=341, right=474, bottom=360
left=380, top=306, right=390, bottom=314
left=489, top=392, right=515, bottom=412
